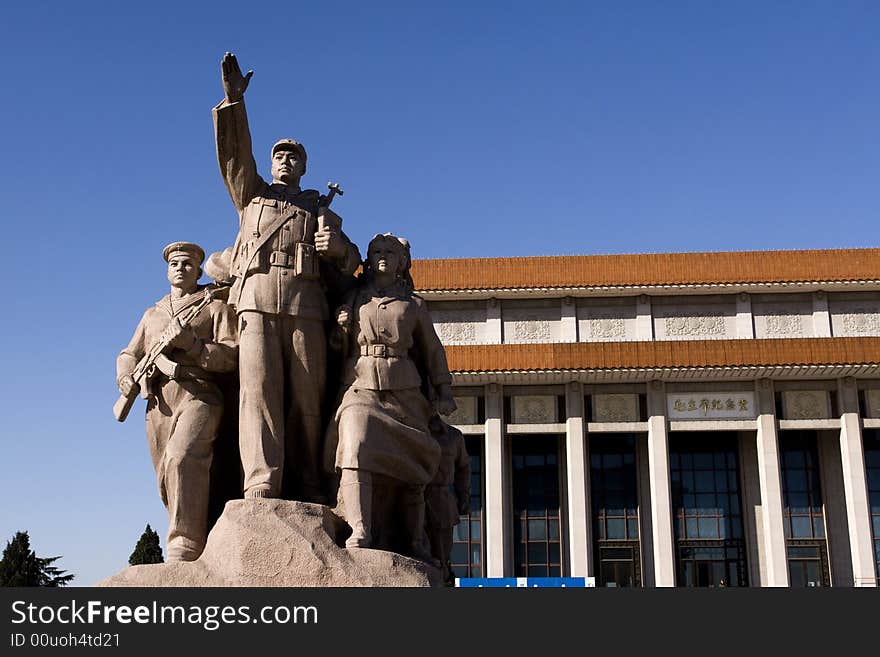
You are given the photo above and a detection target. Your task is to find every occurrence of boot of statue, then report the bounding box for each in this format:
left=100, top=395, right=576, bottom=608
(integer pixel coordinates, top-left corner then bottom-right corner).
left=341, top=469, right=372, bottom=549
left=402, top=485, right=439, bottom=564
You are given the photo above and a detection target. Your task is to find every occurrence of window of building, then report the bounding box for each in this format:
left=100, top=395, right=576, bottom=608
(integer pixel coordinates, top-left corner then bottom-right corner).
left=863, top=429, right=880, bottom=579
left=450, top=436, right=484, bottom=579
left=590, top=434, right=641, bottom=587
left=670, top=433, right=748, bottom=587
left=512, top=436, right=563, bottom=577
left=780, top=431, right=830, bottom=587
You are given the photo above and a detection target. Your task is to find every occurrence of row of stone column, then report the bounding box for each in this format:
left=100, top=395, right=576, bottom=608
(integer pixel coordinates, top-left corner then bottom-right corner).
left=480, top=378, right=877, bottom=586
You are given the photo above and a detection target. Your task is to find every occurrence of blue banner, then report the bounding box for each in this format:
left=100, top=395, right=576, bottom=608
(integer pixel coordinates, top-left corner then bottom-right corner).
left=455, top=577, right=593, bottom=587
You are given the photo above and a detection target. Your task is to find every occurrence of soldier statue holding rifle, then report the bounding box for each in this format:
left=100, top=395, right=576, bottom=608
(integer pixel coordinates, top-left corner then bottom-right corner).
left=116, top=242, right=238, bottom=561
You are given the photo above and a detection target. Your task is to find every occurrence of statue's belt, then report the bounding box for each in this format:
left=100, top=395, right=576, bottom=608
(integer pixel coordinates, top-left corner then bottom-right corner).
left=360, top=344, right=407, bottom=358
left=268, top=245, right=319, bottom=277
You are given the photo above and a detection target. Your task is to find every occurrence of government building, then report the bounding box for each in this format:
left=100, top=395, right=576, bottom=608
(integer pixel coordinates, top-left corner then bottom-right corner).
left=410, top=247, right=880, bottom=587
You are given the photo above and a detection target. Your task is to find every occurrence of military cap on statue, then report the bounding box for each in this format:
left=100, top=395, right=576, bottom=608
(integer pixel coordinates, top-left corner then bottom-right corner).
left=162, top=241, right=206, bottom=265
left=271, top=138, right=308, bottom=164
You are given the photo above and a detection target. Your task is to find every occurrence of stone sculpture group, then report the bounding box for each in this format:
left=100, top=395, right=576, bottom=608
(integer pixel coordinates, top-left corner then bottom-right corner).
left=114, top=53, right=470, bottom=586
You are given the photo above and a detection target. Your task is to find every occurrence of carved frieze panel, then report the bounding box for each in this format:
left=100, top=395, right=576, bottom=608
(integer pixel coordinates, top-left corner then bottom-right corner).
left=762, top=313, right=804, bottom=337
left=753, top=300, right=813, bottom=339
left=841, top=312, right=880, bottom=335
left=781, top=391, right=831, bottom=420
left=577, top=304, right=636, bottom=343
left=503, top=304, right=561, bottom=344
left=588, top=316, right=626, bottom=340
left=664, top=314, right=726, bottom=337
left=667, top=392, right=757, bottom=419
left=511, top=395, right=558, bottom=424
left=592, top=394, right=640, bottom=422
left=446, top=396, right=478, bottom=425
left=831, top=303, right=880, bottom=336
left=431, top=309, right=486, bottom=345
left=436, top=322, right=477, bottom=345
left=654, top=303, right=733, bottom=341
left=511, top=319, right=552, bottom=342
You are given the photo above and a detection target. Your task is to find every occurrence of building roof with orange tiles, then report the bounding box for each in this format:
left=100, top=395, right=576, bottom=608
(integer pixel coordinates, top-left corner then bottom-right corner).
left=411, top=247, right=880, bottom=292
left=410, top=248, right=880, bottom=375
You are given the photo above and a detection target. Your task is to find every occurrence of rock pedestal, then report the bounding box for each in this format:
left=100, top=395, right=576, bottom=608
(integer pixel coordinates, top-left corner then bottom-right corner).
left=98, top=499, right=441, bottom=587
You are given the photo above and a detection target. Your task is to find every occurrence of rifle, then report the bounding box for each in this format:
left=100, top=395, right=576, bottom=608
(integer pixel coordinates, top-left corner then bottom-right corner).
left=317, top=181, right=343, bottom=233
left=113, top=286, right=219, bottom=422
left=318, top=181, right=343, bottom=213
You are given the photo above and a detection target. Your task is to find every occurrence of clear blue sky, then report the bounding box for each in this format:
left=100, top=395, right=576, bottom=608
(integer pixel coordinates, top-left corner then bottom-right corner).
left=1, top=1, right=878, bottom=585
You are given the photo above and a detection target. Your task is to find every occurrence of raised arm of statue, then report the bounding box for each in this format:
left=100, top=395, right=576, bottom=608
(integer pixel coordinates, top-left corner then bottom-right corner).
left=213, top=52, right=262, bottom=212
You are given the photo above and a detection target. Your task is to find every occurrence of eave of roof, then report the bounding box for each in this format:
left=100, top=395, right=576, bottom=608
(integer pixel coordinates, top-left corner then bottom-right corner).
left=445, top=337, right=880, bottom=373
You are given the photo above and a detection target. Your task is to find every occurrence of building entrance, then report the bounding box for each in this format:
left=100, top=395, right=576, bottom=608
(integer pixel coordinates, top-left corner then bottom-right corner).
left=779, top=431, right=831, bottom=587
left=670, top=432, right=748, bottom=587
left=590, top=434, right=641, bottom=586
left=511, top=435, right=563, bottom=577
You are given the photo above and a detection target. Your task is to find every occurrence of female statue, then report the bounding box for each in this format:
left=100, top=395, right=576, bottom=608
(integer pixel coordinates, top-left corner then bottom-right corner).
left=328, top=233, right=456, bottom=560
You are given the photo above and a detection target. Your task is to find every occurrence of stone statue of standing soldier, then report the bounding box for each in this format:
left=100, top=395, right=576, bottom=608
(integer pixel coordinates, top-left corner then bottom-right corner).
left=116, top=242, right=238, bottom=561
left=213, top=52, right=361, bottom=503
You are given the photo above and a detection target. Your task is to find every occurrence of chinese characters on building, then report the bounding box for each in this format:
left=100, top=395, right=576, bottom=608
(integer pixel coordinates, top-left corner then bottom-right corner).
left=667, top=392, right=757, bottom=420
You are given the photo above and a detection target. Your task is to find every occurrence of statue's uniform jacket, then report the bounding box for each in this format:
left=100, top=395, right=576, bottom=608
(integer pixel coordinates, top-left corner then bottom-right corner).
left=213, top=98, right=360, bottom=499
left=331, top=282, right=452, bottom=485
left=117, top=288, right=238, bottom=559
left=341, top=285, right=452, bottom=392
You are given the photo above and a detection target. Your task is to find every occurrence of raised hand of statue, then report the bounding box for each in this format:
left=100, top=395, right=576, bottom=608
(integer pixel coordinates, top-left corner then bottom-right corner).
left=221, top=52, right=253, bottom=104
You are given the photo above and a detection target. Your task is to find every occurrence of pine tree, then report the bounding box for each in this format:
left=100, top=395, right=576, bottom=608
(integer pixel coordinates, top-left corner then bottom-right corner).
left=0, top=531, right=74, bottom=587
left=128, top=524, right=164, bottom=565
